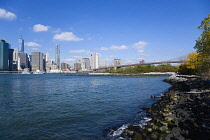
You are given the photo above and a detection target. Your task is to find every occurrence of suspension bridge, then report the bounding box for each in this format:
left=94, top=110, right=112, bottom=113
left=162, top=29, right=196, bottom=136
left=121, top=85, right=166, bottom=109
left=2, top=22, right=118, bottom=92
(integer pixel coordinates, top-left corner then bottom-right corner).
left=93, top=55, right=188, bottom=71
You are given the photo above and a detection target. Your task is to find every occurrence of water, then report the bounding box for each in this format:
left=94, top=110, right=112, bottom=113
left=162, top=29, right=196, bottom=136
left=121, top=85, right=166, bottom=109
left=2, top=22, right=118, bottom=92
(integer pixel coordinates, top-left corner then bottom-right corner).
left=0, top=74, right=171, bottom=140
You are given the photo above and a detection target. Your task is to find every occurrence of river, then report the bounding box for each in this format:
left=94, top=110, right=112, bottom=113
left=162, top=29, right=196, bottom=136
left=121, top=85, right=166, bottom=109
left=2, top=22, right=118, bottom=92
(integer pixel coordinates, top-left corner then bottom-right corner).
left=0, top=74, right=171, bottom=140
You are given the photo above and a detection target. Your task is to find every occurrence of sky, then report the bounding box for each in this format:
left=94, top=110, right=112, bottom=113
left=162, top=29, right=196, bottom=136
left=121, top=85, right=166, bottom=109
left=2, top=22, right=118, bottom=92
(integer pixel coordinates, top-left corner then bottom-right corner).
left=0, top=0, right=209, bottom=66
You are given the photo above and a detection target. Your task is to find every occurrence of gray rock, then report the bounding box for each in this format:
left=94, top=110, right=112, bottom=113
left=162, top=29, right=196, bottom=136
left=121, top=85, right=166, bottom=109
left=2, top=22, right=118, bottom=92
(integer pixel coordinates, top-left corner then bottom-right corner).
left=159, top=126, right=168, bottom=132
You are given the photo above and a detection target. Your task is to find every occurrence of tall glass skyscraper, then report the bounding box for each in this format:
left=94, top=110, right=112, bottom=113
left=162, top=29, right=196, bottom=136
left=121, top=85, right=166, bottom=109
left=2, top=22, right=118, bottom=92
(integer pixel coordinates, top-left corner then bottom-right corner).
left=55, top=45, right=60, bottom=68
left=0, top=40, right=9, bottom=71
left=18, top=37, right=24, bottom=52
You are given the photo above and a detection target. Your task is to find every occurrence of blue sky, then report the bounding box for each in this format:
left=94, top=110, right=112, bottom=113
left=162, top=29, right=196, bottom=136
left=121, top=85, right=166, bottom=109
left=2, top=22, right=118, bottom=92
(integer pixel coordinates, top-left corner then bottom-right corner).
left=0, top=0, right=209, bottom=66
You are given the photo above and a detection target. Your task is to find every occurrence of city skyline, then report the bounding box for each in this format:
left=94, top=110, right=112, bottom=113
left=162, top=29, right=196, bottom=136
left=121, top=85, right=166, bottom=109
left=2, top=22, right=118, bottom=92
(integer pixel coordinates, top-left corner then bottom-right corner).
left=0, top=0, right=209, bottom=66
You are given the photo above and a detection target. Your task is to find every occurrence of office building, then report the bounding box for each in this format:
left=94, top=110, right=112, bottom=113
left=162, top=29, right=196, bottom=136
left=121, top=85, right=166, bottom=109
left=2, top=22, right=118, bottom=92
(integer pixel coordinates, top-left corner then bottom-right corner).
left=18, top=52, right=29, bottom=70
left=12, top=50, right=18, bottom=70
left=61, top=63, right=70, bottom=70
left=18, top=37, right=24, bottom=52
left=114, top=59, right=121, bottom=67
left=31, top=52, right=44, bottom=71
left=45, top=61, right=52, bottom=71
left=55, top=45, right=60, bottom=68
left=0, top=40, right=9, bottom=71
left=8, top=49, right=14, bottom=71
left=81, top=58, right=90, bottom=70
left=46, top=52, right=50, bottom=62
left=50, top=63, right=58, bottom=70
left=91, top=53, right=99, bottom=69
left=74, top=60, right=81, bottom=70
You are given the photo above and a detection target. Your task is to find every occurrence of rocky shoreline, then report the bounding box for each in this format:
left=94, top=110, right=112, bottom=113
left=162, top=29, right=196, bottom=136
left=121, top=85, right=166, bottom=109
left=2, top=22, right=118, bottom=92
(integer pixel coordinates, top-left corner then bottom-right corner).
left=116, top=75, right=210, bottom=140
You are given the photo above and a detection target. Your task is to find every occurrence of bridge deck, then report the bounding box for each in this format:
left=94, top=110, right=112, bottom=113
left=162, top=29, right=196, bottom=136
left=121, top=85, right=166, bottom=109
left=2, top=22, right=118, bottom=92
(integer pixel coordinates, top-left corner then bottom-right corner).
left=94, top=60, right=187, bottom=70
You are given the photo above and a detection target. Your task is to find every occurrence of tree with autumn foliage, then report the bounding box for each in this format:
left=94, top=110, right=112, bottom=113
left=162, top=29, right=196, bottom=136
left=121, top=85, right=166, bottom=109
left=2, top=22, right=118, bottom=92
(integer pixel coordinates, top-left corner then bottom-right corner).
left=194, top=14, right=210, bottom=75
left=185, top=52, right=198, bottom=69
left=178, top=52, right=199, bottom=75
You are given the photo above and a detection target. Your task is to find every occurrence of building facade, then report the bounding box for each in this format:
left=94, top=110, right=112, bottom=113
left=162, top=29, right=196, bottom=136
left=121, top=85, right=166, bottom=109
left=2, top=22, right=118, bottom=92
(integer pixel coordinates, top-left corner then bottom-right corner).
left=74, top=60, right=81, bottom=70
left=0, top=40, right=9, bottom=71
left=46, top=52, right=50, bottom=62
left=31, top=52, right=44, bottom=71
left=18, top=37, right=24, bottom=53
left=61, top=63, right=70, bottom=70
left=90, top=53, right=99, bottom=69
left=12, top=50, right=18, bottom=71
left=18, top=52, right=29, bottom=70
left=55, top=45, right=60, bottom=69
left=81, top=58, right=90, bottom=70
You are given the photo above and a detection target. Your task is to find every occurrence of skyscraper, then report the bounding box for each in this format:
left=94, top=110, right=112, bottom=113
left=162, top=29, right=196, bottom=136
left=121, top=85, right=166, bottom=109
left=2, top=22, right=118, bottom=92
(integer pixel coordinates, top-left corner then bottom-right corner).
left=18, top=52, right=29, bottom=70
left=0, top=40, right=9, bottom=71
left=91, top=53, right=99, bottom=69
left=18, top=37, right=24, bottom=52
left=81, top=58, right=90, bottom=70
left=46, top=52, right=50, bottom=62
left=12, top=50, right=19, bottom=71
left=55, top=45, right=60, bottom=69
left=74, top=60, right=81, bottom=71
left=8, top=49, right=14, bottom=71
left=31, top=52, right=44, bottom=71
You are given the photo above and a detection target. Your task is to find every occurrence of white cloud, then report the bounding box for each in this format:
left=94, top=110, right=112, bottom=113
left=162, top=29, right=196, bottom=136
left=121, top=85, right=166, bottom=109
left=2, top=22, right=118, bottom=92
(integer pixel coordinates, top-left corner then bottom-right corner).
left=53, top=32, right=83, bottom=41
left=110, top=45, right=128, bottom=50
left=33, top=24, right=50, bottom=32
left=132, top=41, right=148, bottom=53
left=25, top=42, right=41, bottom=47
left=99, top=47, right=109, bottom=51
left=132, top=41, right=149, bottom=56
left=0, top=8, right=17, bottom=20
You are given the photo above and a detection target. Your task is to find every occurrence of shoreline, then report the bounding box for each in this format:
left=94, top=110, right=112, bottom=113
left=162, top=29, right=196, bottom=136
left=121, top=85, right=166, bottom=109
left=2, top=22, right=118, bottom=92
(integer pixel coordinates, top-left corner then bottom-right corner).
left=111, top=74, right=210, bottom=139
left=65, top=72, right=175, bottom=77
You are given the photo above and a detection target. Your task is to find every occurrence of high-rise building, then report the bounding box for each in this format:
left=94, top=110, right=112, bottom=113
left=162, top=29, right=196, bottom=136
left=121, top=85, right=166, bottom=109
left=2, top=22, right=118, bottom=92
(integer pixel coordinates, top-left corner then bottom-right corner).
left=45, top=53, right=51, bottom=71
left=8, top=49, right=14, bottom=71
left=55, top=45, right=60, bottom=69
left=91, top=53, right=99, bottom=69
left=74, top=60, right=81, bottom=70
left=81, top=58, right=90, bottom=70
left=61, top=62, right=70, bottom=70
left=46, top=52, right=50, bottom=62
left=12, top=50, right=18, bottom=71
left=114, top=59, right=121, bottom=67
left=31, top=52, right=44, bottom=71
left=18, top=37, right=24, bottom=53
left=18, top=52, right=29, bottom=70
left=0, top=40, right=9, bottom=71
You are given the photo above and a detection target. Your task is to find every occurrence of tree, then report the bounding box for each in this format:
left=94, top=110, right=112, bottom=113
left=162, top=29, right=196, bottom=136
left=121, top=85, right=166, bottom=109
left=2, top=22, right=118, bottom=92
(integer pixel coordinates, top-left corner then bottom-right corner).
left=194, top=14, right=210, bottom=75
left=178, top=52, right=198, bottom=75
left=185, top=51, right=198, bottom=69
